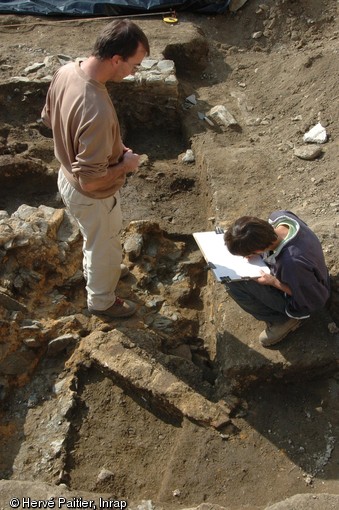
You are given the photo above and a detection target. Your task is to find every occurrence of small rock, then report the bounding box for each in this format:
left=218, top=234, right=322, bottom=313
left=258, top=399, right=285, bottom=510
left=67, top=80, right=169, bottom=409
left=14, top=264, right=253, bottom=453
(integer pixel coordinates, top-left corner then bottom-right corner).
left=294, top=145, right=323, bottom=160
left=220, top=433, right=230, bottom=440
left=303, top=122, right=327, bottom=144
left=135, top=501, right=154, bottom=510
left=139, top=154, right=149, bottom=167
left=27, top=394, right=39, bottom=408
left=291, top=30, right=300, bottom=42
left=97, top=468, right=114, bottom=482
left=258, top=3, right=269, bottom=11
left=24, top=62, right=45, bottom=74
left=124, top=233, right=144, bottom=261
left=0, top=291, right=27, bottom=312
left=139, top=59, right=158, bottom=70
left=304, top=474, right=314, bottom=485
left=47, top=334, right=77, bottom=356
left=182, top=149, right=195, bottom=164
left=23, top=337, right=41, bottom=348
left=208, top=105, right=238, bottom=127
left=328, top=322, right=339, bottom=334
left=57, top=54, right=74, bottom=64
left=157, top=60, right=175, bottom=73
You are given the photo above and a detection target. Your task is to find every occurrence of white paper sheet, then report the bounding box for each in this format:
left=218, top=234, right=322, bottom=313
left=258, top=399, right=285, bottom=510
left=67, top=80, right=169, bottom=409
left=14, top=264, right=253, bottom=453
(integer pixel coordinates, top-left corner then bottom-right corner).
left=193, top=231, right=270, bottom=282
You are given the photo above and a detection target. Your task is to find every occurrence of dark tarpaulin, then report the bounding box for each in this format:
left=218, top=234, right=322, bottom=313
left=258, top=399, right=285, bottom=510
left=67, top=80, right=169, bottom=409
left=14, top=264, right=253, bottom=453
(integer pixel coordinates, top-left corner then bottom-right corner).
left=0, top=0, right=231, bottom=16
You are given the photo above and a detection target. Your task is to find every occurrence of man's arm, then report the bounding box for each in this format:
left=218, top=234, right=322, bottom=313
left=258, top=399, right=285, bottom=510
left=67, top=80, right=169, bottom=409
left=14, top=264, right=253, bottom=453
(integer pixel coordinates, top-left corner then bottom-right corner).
left=256, top=271, right=292, bottom=295
left=78, top=150, right=140, bottom=193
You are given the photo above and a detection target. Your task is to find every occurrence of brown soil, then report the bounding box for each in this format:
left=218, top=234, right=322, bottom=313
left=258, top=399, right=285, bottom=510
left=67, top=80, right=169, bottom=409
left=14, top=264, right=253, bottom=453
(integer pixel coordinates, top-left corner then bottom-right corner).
left=0, top=1, right=339, bottom=508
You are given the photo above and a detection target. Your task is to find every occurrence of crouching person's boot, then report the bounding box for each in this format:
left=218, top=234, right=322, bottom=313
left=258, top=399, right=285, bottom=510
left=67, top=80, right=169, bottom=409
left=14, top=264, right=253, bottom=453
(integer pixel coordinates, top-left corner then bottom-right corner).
left=259, top=318, right=302, bottom=347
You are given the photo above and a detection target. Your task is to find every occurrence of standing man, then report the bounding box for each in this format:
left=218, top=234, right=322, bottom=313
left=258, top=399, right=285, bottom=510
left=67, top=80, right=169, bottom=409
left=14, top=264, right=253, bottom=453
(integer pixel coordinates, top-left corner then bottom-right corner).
left=224, top=210, right=331, bottom=347
left=42, top=19, right=150, bottom=319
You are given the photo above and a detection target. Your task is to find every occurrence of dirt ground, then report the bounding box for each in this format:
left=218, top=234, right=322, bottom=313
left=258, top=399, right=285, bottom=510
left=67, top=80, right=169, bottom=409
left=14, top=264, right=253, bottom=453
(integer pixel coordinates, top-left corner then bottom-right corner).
left=0, top=0, right=339, bottom=508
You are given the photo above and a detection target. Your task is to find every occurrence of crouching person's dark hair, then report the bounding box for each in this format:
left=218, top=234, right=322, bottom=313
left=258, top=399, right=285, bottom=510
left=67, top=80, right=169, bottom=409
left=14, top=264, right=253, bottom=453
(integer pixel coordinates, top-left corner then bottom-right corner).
left=224, top=216, right=277, bottom=257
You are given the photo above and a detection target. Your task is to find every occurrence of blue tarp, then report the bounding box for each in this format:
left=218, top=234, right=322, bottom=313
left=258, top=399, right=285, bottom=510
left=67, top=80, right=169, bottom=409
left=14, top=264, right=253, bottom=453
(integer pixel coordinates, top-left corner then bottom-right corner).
left=0, top=0, right=230, bottom=15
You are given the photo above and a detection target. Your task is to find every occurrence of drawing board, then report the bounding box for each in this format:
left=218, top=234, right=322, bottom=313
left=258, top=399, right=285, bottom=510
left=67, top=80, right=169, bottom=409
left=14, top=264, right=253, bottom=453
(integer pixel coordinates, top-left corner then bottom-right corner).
left=193, top=231, right=270, bottom=282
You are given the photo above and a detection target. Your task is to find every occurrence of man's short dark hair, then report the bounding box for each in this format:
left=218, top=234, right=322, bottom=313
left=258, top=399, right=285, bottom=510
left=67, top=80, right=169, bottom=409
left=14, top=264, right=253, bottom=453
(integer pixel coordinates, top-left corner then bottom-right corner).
left=92, top=19, right=150, bottom=60
left=224, top=216, right=277, bottom=257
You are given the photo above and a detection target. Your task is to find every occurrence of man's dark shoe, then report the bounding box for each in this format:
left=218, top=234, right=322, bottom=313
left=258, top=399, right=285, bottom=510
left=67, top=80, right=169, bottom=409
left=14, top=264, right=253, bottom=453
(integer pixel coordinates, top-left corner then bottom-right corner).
left=259, top=318, right=302, bottom=347
left=89, top=297, right=136, bottom=319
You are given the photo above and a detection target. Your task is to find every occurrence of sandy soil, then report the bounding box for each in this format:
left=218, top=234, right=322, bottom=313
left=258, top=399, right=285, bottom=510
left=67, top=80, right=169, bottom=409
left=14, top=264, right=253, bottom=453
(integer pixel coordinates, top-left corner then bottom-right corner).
left=0, top=1, right=339, bottom=508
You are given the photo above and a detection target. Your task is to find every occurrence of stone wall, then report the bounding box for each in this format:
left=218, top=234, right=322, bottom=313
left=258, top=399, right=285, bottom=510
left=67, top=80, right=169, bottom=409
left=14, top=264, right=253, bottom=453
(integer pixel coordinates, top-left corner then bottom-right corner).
left=0, top=56, right=180, bottom=130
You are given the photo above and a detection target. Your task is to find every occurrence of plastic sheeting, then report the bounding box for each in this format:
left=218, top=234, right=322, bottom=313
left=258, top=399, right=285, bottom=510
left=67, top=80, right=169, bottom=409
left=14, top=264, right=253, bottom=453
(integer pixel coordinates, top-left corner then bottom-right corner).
left=0, top=0, right=231, bottom=16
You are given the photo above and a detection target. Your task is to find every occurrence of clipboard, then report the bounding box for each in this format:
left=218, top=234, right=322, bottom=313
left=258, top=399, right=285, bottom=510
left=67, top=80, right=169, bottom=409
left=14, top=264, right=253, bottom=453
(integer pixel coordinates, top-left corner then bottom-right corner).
left=193, top=230, right=270, bottom=283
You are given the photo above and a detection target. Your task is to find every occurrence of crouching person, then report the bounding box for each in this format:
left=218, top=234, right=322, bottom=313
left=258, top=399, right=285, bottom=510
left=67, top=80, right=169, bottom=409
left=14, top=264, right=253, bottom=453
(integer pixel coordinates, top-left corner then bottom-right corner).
left=224, top=210, right=331, bottom=347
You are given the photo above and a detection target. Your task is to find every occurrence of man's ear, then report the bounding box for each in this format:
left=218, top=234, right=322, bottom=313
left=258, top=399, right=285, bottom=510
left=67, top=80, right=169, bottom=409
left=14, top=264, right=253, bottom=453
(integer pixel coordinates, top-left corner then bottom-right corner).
left=111, top=55, right=121, bottom=66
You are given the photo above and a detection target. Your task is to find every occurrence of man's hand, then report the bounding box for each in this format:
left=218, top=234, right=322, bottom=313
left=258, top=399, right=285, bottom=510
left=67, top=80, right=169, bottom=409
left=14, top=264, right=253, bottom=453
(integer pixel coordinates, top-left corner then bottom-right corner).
left=122, top=150, right=140, bottom=175
left=256, top=270, right=276, bottom=286
left=256, top=270, right=292, bottom=295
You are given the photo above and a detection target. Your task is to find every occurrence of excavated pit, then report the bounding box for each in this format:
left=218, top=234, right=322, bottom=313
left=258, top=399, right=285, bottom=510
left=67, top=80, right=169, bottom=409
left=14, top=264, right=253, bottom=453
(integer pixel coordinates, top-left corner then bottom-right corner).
left=0, top=66, right=224, bottom=496
left=1, top=6, right=339, bottom=507
left=2, top=115, right=337, bottom=508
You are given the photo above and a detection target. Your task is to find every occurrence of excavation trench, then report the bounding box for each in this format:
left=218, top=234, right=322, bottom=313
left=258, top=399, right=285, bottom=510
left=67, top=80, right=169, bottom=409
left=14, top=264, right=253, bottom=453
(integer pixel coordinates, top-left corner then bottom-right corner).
left=1, top=6, right=339, bottom=508
left=0, top=69, right=226, bottom=495
left=1, top=44, right=338, bottom=509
